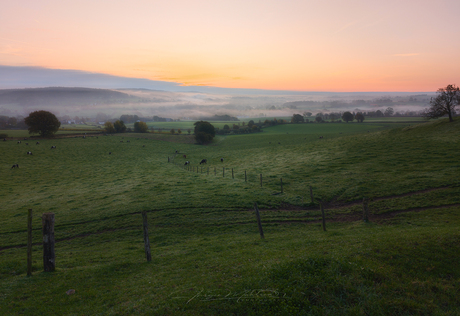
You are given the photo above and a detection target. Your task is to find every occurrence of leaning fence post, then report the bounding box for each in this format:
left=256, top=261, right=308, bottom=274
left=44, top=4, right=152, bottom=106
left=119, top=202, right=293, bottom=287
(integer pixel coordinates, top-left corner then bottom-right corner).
left=310, top=186, right=314, bottom=203
left=42, top=213, right=55, bottom=272
left=320, top=201, right=326, bottom=231
left=363, top=198, right=369, bottom=222
left=260, top=174, right=263, bottom=187
left=280, top=178, right=283, bottom=194
left=27, top=209, right=32, bottom=276
left=254, top=203, right=265, bottom=239
left=142, top=211, right=152, bottom=262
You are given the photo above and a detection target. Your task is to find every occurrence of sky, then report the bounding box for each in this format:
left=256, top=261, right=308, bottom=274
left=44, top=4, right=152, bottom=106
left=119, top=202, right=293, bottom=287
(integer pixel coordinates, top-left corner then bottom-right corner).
left=1, top=0, right=459, bottom=92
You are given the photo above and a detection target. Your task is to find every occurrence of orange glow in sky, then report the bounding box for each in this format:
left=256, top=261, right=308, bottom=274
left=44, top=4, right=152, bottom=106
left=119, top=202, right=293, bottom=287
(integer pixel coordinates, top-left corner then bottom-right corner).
left=1, top=0, right=459, bottom=92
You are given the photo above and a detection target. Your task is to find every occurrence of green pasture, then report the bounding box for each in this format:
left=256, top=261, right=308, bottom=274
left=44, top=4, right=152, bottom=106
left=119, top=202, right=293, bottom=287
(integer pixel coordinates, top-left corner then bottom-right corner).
left=0, top=118, right=459, bottom=315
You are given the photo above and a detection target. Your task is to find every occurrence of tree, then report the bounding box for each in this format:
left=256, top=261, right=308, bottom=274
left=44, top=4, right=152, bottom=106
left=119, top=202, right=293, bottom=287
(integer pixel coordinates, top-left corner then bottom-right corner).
left=24, top=110, right=61, bottom=137
left=134, top=121, right=148, bottom=133
left=303, top=111, right=312, bottom=118
left=104, top=122, right=115, bottom=133
left=342, top=111, right=354, bottom=123
left=248, top=120, right=255, bottom=128
left=384, top=107, right=394, bottom=117
left=194, top=121, right=215, bottom=144
left=424, top=84, right=459, bottom=122
left=291, top=114, right=305, bottom=123
left=113, top=120, right=126, bottom=133
left=315, top=116, right=323, bottom=123
left=355, top=112, right=365, bottom=123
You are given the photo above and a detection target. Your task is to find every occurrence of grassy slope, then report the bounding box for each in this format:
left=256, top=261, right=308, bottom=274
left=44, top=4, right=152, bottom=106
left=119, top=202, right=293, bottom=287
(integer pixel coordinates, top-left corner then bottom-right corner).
left=0, top=119, right=459, bottom=315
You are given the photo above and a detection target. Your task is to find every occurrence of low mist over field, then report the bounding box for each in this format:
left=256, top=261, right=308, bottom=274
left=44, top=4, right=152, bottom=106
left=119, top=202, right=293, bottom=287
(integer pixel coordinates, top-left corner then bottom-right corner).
left=0, top=87, right=433, bottom=122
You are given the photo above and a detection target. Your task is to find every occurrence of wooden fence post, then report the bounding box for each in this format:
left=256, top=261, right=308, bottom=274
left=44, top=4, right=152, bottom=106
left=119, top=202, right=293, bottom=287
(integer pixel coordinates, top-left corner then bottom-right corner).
left=280, top=178, right=283, bottom=194
left=214, top=167, right=216, bottom=175
left=320, top=201, right=326, bottom=232
left=254, top=203, right=265, bottom=239
left=223, top=167, right=225, bottom=177
left=245, top=170, right=247, bottom=182
left=27, top=209, right=32, bottom=276
left=42, top=213, right=55, bottom=272
left=232, top=168, right=234, bottom=179
left=201, top=167, right=203, bottom=174
left=142, top=211, right=152, bottom=262
left=207, top=167, right=209, bottom=175
left=310, top=186, right=314, bottom=203
left=260, top=174, right=263, bottom=187
left=168, top=157, right=170, bottom=162
left=363, top=198, right=369, bottom=222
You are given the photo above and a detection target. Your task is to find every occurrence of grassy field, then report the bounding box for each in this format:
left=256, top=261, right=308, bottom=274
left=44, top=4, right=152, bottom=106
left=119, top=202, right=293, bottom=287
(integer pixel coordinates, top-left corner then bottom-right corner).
left=0, top=118, right=459, bottom=315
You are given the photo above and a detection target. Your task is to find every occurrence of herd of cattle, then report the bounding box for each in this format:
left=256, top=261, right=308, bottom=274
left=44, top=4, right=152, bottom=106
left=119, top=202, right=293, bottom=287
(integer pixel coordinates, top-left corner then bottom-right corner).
left=183, top=157, right=224, bottom=166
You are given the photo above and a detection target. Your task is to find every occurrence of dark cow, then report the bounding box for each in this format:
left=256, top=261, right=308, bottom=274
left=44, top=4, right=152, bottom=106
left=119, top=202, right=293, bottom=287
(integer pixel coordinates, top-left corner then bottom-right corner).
left=184, top=161, right=190, bottom=166
left=319, top=136, right=323, bottom=139
left=3, top=138, right=6, bottom=141
left=199, top=159, right=207, bottom=165
left=25, top=143, right=28, bottom=145
left=220, top=158, right=224, bottom=162
left=36, top=142, right=40, bottom=145
left=17, top=141, right=21, bottom=144
left=142, top=145, right=145, bottom=147
left=127, top=140, right=130, bottom=143
left=27, top=151, right=32, bottom=155
left=11, top=164, right=19, bottom=169
left=51, top=146, right=56, bottom=149
left=109, top=152, right=112, bottom=155
left=183, top=154, right=187, bottom=158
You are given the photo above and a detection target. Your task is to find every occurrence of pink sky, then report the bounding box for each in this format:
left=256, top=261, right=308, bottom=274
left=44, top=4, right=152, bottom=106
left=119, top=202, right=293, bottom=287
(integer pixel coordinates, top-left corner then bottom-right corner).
left=1, top=0, right=459, bottom=92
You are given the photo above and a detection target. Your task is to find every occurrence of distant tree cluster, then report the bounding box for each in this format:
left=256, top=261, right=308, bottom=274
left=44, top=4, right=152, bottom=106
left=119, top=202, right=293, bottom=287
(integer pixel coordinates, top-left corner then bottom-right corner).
left=0, top=115, right=26, bottom=129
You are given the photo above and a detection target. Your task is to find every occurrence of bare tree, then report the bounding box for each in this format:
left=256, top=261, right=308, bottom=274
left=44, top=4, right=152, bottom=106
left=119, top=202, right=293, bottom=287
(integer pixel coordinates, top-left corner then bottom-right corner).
left=424, top=84, right=459, bottom=122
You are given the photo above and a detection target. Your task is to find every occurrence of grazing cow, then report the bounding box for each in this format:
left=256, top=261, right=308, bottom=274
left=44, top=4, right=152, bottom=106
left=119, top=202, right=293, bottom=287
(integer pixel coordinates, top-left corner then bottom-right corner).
left=278, top=142, right=281, bottom=144
left=11, top=164, right=19, bottom=169
left=51, top=146, right=56, bottom=149
left=319, top=136, right=323, bottom=139
left=220, top=158, right=224, bottom=162
left=109, top=152, right=112, bottom=155
left=36, top=142, right=40, bottom=145
left=142, top=145, right=145, bottom=147
left=269, top=142, right=271, bottom=144
left=17, top=141, right=21, bottom=144
left=199, top=159, right=207, bottom=165
left=120, top=141, right=123, bottom=143
left=184, top=161, right=190, bottom=166
left=183, top=154, right=187, bottom=158
left=25, top=143, right=28, bottom=145
left=27, top=151, right=32, bottom=155
left=127, top=140, right=130, bottom=143
left=3, top=138, right=6, bottom=141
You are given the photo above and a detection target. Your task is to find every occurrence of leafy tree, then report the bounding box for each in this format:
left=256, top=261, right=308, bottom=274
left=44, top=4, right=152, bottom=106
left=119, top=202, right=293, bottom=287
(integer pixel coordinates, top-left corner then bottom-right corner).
left=178, top=129, right=182, bottom=134
left=291, top=114, right=305, bottom=123
left=424, top=84, right=459, bottom=122
left=355, top=112, right=365, bottom=123
left=194, top=121, right=215, bottom=144
left=170, top=129, right=175, bottom=134
left=104, top=122, right=115, bottom=133
left=315, top=116, right=323, bottom=123
left=342, top=111, right=354, bottom=123
left=113, top=120, right=126, bottom=133
left=223, top=124, right=230, bottom=130
left=134, top=121, right=148, bottom=133
left=375, top=110, right=384, bottom=117
left=24, top=110, right=61, bottom=137
left=303, top=111, right=312, bottom=117
left=248, top=120, right=255, bottom=128
left=384, top=107, right=394, bottom=117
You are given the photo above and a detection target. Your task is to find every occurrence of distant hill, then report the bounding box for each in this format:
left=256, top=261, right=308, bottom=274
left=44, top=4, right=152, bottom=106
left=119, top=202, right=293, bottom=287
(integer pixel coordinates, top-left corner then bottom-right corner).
left=0, top=87, right=136, bottom=107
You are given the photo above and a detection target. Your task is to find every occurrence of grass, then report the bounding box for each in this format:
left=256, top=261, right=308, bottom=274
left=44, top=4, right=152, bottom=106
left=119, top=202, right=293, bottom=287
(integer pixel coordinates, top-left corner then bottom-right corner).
left=0, top=118, right=459, bottom=315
